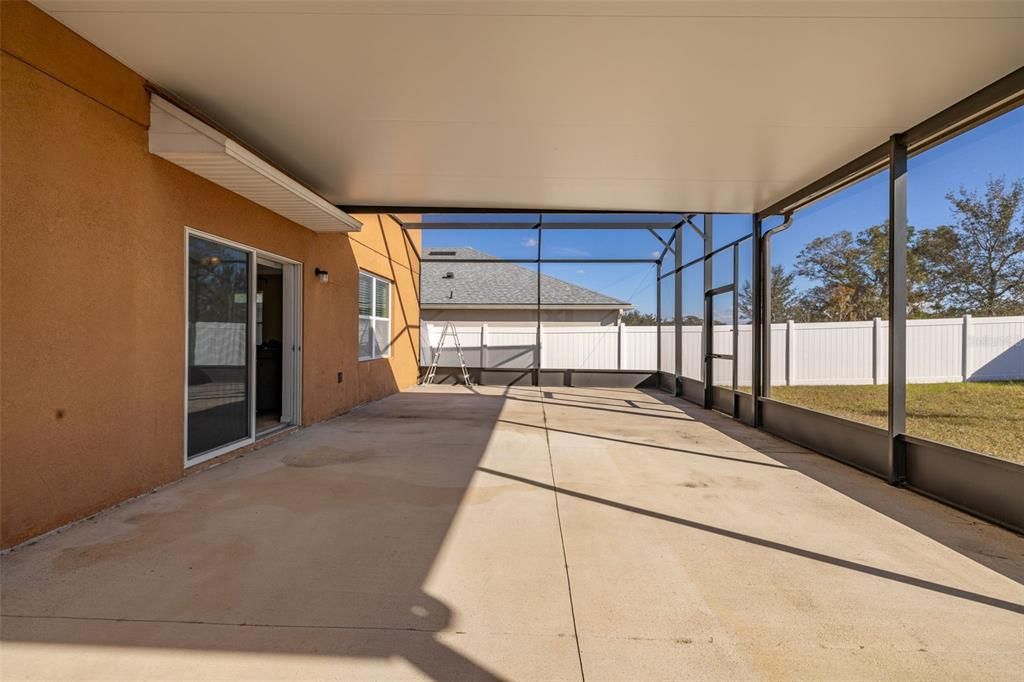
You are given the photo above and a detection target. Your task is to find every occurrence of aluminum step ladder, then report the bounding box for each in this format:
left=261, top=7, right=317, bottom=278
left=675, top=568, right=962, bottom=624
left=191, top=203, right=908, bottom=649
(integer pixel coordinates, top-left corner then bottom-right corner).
left=422, top=321, right=473, bottom=386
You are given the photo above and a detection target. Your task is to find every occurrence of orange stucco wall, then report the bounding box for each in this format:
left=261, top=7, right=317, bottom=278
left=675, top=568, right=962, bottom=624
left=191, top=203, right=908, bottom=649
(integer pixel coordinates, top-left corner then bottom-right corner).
left=0, top=1, right=421, bottom=548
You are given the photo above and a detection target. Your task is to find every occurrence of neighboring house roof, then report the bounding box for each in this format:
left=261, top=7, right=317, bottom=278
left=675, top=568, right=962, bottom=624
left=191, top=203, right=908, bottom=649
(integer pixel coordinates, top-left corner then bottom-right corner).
left=421, top=247, right=631, bottom=309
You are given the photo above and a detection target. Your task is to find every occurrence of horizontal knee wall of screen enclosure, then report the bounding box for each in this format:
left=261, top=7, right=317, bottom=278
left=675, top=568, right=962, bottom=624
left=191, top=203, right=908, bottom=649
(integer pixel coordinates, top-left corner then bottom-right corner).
left=422, top=316, right=1024, bottom=383
left=655, top=375, right=1024, bottom=534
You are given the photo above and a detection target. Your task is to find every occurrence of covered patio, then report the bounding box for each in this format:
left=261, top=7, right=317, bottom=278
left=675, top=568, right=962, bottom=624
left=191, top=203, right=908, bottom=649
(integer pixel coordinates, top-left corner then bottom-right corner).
left=3, top=385, right=1021, bottom=680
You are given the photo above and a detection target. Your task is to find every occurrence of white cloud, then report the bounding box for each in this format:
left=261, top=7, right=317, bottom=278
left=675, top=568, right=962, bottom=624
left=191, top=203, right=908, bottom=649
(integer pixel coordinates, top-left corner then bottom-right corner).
left=651, top=250, right=661, bottom=258
left=554, top=246, right=591, bottom=257
left=575, top=269, right=586, bottom=275
left=522, top=238, right=538, bottom=247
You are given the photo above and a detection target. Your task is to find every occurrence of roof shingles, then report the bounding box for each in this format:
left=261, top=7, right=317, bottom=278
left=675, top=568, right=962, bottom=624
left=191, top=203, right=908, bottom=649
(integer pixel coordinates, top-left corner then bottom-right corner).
left=421, top=247, right=629, bottom=307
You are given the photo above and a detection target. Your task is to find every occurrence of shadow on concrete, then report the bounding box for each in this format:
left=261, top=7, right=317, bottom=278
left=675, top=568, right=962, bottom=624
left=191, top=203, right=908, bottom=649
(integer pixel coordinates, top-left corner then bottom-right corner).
left=1, top=389, right=514, bottom=680
left=495, top=417, right=791, bottom=471
left=478, top=466, right=1024, bottom=615
left=644, top=389, right=1024, bottom=587
left=5, top=382, right=1021, bottom=679
left=480, top=388, right=697, bottom=423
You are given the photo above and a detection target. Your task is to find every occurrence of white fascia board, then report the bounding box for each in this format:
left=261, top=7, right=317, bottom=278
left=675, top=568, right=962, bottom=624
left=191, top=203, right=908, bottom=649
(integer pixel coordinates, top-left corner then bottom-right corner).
left=149, top=95, right=361, bottom=233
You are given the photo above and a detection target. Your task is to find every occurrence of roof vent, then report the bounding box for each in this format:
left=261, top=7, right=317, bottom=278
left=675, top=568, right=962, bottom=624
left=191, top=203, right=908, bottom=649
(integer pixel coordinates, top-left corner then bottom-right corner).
left=442, top=272, right=455, bottom=279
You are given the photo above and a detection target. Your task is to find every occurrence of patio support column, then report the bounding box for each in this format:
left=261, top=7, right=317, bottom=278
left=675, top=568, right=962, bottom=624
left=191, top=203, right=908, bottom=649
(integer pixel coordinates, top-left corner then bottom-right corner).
left=702, top=214, right=714, bottom=409
left=731, top=240, right=740, bottom=417
left=888, top=134, right=908, bottom=485
left=761, top=231, right=773, bottom=399
left=535, top=221, right=543, bottom=386
left=751, top=216, right=764, bottom=425
left=674, top=223, right=682, bottom=383
left=656, top=260, right=662, bottom=372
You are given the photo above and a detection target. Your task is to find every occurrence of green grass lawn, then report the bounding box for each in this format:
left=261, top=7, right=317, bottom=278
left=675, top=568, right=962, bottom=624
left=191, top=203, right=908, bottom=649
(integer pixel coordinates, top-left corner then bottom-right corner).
left=767, top=382, right=1024, bottom=464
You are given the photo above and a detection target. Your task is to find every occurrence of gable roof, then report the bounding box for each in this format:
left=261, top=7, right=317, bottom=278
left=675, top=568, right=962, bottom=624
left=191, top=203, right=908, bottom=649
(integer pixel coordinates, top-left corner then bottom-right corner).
left=421, top=247, right=630, bottom=308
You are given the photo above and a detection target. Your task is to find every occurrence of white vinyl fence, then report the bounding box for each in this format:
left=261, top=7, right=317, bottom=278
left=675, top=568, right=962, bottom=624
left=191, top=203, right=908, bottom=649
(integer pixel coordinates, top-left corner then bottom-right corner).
left=423, top=315, right=1024, bottom=385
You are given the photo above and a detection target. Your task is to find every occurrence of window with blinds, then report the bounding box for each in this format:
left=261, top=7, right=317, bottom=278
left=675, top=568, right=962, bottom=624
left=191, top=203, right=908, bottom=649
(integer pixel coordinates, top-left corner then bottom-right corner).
left=358, top=271, right=391, bottom=360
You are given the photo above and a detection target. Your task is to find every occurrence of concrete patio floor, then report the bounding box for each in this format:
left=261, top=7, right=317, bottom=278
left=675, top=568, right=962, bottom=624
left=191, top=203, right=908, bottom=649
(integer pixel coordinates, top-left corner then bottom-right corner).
left=2, top=385, right=1022, bottom=680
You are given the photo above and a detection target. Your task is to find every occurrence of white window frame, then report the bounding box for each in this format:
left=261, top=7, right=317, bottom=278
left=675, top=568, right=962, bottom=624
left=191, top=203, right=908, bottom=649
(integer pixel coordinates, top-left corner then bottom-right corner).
left=359, top=271, right=392, bottom=361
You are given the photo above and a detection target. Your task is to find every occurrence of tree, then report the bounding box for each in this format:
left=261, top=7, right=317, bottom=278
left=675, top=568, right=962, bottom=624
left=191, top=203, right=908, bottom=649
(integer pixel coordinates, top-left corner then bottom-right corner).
left=738, top=264, right=800, bottom=322
left=791, top=222, right=929, bottom=321
left=748, top=176, right=1023, bottom=322
left=653, top=314, right=703, bottom=326
left=620, top=310, right=657, bottom=326
left=916, top=176, right=1024, bottom=316
left=794, top=226, right=887, bottom=321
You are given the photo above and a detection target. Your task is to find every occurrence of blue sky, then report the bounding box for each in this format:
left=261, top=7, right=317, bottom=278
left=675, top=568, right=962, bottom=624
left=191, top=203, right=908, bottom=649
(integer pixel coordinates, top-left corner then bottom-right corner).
left=423, top=106, right=1024, bottom=316
left=769, top=105, right=1024, bottom=297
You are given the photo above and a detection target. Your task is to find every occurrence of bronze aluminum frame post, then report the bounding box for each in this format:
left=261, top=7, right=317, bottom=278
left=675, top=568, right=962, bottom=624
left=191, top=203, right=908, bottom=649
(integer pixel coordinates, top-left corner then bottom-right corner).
left=751, top=216, right=764, bottom=425
left=888, top=134, right=908, bottom=485
left=702, top=214, right=714, bottom=408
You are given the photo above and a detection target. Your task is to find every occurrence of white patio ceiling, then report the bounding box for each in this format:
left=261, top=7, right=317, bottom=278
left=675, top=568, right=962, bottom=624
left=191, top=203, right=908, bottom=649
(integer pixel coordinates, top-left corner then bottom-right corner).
left=39, top=1, right=1024, bottom=213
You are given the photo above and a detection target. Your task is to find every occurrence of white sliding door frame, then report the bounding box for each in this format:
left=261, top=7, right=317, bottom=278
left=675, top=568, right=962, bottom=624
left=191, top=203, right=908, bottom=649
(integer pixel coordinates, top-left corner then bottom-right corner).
left=280, top=259, right=303, bottom=427
left=184, top=227, right=302, bottom=468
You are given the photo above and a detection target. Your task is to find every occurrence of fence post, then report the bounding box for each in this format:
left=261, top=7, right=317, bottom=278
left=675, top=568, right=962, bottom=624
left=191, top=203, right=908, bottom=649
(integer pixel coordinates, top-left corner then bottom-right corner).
left=617, top=322, right=624, bottom=370
left=537, top=323, right=544, bottom=369
left=873, top=317, right=882, bottom=385
left=962, top=314, right=972, bottom=381
left=786, top=319, right=796, bottom=386
left=481, top=323, right=488, bottom=368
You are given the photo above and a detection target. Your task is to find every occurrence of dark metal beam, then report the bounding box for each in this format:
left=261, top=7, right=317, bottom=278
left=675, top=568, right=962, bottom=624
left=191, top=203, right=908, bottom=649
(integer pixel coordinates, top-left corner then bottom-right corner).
left=423, top=258, right=657, bottom=264
left=657, top=221, right=683, bottom=263
left=658, top=233, right=753, bottom=280
left=655, top=260, right=662, bottom=372
left=397, top=221, right=542, bottom=230
left=707, top=283, right=734, bottom=297
left=535, top=223, right=543, bottom=384
left=702, top=214, right=714, bottom=408
left=888, top=134, right=908, bottom=486
left=902, top=65, right=1024, bottom=152
left=534, top=220, right=686, bottom=230
left=674, top=222, right=683, bottom=378
left=732, top=242, right=740, bottom=415
left=751, top=216, right=764, bottom=425
left=648, top=228, right=672, bottom=251
left=759, top=213, right=793, bottom=401
left=761, top=232, right=773, bottom=399
left=757, top=143, right=889, bottom=220
left=401, top=221, right=689, bottom=230
left=757, top=66, right=1024, bottom=220
left=345, top=207, right=702, bottom=216
left=683, top=214, right=703, bottom=237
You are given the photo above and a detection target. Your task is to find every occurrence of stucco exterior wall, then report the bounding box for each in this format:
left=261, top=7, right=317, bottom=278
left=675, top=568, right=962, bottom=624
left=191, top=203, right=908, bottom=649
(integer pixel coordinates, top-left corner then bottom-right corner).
left=0, top=1, right=420, bottom=548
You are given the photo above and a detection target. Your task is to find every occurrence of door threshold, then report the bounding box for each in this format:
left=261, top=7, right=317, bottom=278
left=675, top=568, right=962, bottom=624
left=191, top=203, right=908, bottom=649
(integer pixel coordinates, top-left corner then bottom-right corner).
left=256, top=423, right=296, bottom=440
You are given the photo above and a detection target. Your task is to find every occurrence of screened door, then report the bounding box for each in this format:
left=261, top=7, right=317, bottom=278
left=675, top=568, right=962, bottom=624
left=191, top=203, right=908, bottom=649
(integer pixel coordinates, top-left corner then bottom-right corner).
left=187, top=235, right=252, bottom=459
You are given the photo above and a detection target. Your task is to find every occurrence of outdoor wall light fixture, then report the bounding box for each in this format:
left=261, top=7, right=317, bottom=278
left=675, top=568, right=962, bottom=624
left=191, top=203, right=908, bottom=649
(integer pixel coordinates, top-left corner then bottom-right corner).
left=315, top=267, right=329, bottom=284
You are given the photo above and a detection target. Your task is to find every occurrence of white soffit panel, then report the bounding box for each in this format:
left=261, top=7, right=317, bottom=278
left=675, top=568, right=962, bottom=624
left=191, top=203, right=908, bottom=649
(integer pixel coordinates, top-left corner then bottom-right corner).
left=43, top=1, right=1024, bottom=213
left=148, top=95, right=361, bottom=232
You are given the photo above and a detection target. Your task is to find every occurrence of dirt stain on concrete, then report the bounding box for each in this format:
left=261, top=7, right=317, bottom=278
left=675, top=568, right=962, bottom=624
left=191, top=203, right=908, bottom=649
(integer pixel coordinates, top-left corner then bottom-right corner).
left=283, top=446, right=375, bottom=467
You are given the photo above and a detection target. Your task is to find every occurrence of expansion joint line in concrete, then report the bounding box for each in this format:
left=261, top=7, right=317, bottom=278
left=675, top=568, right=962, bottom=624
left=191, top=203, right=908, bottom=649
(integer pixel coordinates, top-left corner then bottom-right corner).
left=539, top=392, right=587, bottom=682
left=0, top=613, right=448, bottom=634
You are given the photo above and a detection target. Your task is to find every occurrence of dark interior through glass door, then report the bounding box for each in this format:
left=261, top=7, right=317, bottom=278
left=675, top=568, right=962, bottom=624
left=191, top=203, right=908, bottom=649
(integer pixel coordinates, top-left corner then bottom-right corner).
left=187, top=236, right=251, bottom=459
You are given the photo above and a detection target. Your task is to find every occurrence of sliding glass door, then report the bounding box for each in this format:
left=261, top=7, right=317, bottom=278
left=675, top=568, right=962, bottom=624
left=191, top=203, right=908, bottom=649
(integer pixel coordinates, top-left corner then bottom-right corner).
left=187, top=235, right=252, bottom=459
